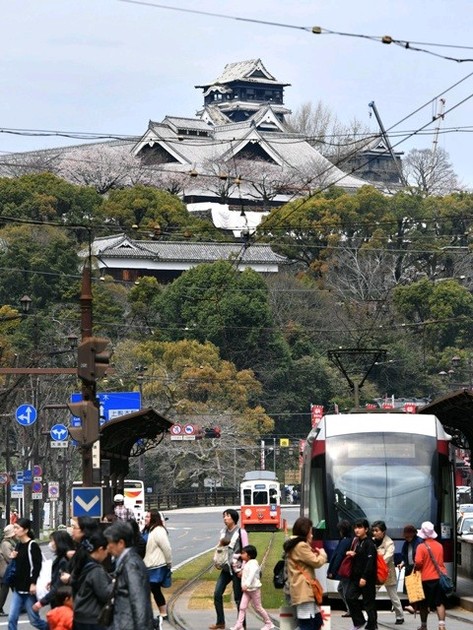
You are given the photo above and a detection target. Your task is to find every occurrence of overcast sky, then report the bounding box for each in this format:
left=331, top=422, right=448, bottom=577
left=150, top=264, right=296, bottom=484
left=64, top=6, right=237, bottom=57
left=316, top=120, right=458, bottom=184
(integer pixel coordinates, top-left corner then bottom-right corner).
left=2, top=0, right=473, bottom=187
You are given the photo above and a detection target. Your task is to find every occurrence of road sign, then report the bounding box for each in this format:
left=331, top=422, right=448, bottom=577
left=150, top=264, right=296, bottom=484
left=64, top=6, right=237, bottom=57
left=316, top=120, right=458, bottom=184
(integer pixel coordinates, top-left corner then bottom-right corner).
left=32, top=481, right=42, bottom=499
left=16, top=470, right=23, bottom=483
left=11, top=484, right=24, bottom=499
left=15, top=404, right=37, bottom=426
left=48, top=482, right=59, bottom=500
left=170, top=425, right=182, bottom=435
left=50, top=424, right=68, bottom=441
left=23, top=470, right=32, bottom=484
left=184, top=424, right=195, bottom=435
left=51, top=440, right=68, bottom=448
left=33, top=465, right=42, bottom=477
left=0, top=472, right=9, bottom=485
left=70, top=391, right=141, bottom=427
left=72, top=487, right=102, bottom=518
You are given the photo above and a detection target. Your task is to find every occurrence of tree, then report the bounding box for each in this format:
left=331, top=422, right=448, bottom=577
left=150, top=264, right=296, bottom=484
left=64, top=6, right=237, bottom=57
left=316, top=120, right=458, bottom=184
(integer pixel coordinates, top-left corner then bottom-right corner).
left=403, top=147, right=460, bottom=196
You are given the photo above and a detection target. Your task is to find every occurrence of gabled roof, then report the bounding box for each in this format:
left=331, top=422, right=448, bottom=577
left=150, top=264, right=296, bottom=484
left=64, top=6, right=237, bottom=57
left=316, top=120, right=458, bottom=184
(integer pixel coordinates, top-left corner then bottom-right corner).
left=196, top=58, right=290, bottom=89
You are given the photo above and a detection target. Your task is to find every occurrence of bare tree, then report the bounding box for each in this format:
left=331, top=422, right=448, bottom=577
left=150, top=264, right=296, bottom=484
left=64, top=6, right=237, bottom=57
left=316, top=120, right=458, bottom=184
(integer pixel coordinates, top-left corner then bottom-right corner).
left=0, top=151, right=62, bottom=177
left=403, top=147, right=461, bottom=196
left=286, top=100, right=372, bottom=164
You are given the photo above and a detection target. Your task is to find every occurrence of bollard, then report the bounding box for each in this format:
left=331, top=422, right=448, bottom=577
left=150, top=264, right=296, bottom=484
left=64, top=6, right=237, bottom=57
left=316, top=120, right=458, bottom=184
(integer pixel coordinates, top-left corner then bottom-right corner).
left=321, top=605, right=331, bottom=630
left=279, top=605, right=296, bottom=630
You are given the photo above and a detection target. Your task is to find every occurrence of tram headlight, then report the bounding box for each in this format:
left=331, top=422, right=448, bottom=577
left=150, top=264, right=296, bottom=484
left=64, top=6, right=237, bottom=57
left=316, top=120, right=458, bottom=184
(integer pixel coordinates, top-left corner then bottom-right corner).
left=244, top=508, right=252, bottom=518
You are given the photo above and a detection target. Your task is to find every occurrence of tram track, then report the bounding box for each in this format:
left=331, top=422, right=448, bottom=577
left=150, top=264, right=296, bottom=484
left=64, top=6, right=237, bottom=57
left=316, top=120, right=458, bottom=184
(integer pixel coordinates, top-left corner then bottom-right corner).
left=167, top=532, right=278, bottom=629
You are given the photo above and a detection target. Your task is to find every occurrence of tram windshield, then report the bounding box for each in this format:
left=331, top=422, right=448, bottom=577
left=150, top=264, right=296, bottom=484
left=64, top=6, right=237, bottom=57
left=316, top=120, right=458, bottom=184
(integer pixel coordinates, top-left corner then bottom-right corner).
left=310, top=432, right=447, bottom=539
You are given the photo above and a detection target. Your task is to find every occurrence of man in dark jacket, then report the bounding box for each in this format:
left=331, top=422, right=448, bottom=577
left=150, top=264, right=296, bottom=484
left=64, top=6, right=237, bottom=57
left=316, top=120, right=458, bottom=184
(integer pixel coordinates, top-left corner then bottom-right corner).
left=104, top=521, right=154, bottom=630
left=345, top=518, right=377, bottom=630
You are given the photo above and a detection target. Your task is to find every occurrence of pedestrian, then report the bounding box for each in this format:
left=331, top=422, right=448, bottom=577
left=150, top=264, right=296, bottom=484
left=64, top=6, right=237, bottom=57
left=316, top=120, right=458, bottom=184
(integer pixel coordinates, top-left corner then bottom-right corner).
left=45, top=585, right=73, bottom=630
left=230, top=545, right=274, bottom=630
left=326, top=519, right=352, bottom=618
left=209, top=508, right=249, bottom=630
left=345, top=518, right=377, bottom=630
left=104, top=521, right=154, bottom=630
left=60, top=516, right=101, bottom=586
left=413, top=521, right=447, bottom=630
left=9, top=511, right=18, bottom=525
left=283, top=516, right=327, bottom=630
left=7, top=517, right=48, bottom=630
left=397, top=524, right=422, bottom=614
left=112, top=494, right=135, bottom=522
left=143, top=510, right=172, bottom=625
left=371, top=520, right=404, bottom=625
left=0, top=525, right=17, bottom=616
left=32, top=529, right=75, bottom=613
left=71, top=530, right=112, bottom=630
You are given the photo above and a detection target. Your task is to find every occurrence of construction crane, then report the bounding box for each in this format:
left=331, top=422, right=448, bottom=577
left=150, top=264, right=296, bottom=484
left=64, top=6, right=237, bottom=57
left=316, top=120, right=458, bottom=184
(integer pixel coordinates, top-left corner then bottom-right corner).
left=368, top=101, right=409, bottom=187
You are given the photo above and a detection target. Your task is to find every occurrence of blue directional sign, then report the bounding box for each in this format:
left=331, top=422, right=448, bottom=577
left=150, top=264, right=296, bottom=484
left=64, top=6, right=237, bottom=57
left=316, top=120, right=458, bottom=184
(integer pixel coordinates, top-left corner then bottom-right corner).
left=71, top=487, right=103, bottom=518
left=50, top=424, right=68, bottom=441
left=23, top=470, right=32, bottom=484
left=15, top=404, right=37, bottom=426
left=70, top=392, right=141, bottom=427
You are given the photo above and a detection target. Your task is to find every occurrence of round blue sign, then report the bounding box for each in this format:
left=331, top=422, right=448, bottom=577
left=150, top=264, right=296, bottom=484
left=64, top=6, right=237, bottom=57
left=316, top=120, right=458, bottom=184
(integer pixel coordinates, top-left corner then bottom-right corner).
left=50, top=424, right=68, bottom=441
left=15, top=404, right=37, bottom=426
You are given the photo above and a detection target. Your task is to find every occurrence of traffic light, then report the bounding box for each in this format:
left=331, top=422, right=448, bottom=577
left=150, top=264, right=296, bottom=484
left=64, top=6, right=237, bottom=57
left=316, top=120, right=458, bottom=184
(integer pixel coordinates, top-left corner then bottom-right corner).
left=77, top=337, right=111, bottom=383
left=67, top=400, right=100, bottom=446
left=204, top=427, right=221, bottom=438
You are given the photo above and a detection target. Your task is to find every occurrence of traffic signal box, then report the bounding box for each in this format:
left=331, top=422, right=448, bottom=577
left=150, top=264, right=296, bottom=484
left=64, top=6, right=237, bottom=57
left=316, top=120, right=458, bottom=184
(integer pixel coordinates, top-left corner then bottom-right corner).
left=77, top=337, right=110, bottom=384
left=67, top=400, right=99, bottom=446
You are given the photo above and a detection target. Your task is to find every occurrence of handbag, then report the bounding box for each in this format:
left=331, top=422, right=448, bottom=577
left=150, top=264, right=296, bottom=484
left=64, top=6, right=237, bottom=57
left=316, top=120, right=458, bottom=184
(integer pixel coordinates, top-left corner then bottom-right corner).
left=404, top=569, right=425, bottom=603
left=295, top=563, right=323, bottom=605
left=161, top=566, right=172, bottom=588
left=338, top=537, right=357, bottom=579
left=213, top=545, right=228, bottom=570
left=423, top=543, right=454, bottom=597
left=98, top=571, right=120, bottom=626
left=3, top=559, right=16, bottom=586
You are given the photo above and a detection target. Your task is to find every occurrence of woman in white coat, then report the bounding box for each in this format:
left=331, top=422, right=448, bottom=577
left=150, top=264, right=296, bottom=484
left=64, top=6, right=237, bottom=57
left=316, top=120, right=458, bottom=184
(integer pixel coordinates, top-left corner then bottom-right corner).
left=143, top=511, right=172, bottom=623
left=372, top=520, right=404, bottom=625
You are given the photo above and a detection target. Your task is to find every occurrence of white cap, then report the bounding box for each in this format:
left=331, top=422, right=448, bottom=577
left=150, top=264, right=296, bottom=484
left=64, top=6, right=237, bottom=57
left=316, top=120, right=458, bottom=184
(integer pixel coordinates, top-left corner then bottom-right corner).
left=114, top=493, right=124, bottom=502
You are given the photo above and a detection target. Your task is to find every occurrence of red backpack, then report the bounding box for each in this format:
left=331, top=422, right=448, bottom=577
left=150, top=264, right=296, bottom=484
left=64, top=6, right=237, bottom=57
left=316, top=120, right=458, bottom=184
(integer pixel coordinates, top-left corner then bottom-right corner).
left=376, top=554, right=389, bottom=585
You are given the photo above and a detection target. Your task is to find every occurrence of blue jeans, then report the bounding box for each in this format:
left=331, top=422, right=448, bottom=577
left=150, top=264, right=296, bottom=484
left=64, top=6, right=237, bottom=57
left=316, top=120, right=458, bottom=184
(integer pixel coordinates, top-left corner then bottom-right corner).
left=8, top=592, right=48, bottom=630
left=213, top=569, right=243, bottom=626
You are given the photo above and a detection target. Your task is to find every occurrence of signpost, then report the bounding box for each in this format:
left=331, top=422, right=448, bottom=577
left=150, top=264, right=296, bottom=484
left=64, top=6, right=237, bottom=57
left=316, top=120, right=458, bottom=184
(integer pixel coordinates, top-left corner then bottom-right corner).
left=71, top=487, right=103, bottom=518
left=70, top=392, right=141, bottom=428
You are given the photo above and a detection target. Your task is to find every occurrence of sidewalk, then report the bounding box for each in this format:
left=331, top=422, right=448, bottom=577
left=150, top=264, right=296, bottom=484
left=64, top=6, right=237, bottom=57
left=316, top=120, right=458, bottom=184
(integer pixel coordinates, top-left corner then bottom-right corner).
left=169, top=589, right=473, bottom=629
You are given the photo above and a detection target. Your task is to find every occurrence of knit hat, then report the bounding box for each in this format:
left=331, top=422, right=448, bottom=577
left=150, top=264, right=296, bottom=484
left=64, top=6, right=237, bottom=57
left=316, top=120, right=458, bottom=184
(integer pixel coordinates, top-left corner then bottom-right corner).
left=417, top=521, right=438, bottom=539
left=3, top=524, right=16, bottom=538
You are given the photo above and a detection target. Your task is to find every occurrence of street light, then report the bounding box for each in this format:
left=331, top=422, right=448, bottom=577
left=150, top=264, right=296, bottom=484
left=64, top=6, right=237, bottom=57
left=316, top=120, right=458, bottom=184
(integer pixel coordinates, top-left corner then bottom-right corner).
left=19, top=295, right=32, bottom=315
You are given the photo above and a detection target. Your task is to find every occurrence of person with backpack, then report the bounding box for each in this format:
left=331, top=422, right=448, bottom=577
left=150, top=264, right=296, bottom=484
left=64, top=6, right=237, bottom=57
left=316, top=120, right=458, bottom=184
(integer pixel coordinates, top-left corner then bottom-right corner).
left=113, top=494, right=135, bottom=522
left=209, top=508, right=249, bottom=630
left=372, top=520, right=404, bottom=625
left=7, top=518, right=48, bottom=630
left=345, top=518, right=377, bottom=630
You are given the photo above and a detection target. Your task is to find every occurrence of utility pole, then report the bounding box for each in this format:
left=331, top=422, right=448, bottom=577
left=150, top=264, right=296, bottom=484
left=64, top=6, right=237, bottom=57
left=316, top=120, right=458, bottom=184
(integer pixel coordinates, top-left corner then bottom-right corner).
left=328, top=348, right=387, bottom=408
left=67, top=263, right=111, bottom=486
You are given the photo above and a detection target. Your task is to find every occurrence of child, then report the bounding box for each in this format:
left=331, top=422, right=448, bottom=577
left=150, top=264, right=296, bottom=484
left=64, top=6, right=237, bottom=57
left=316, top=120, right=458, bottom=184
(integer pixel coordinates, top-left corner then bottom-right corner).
left=230, top=545, right=275, bottom=630
left=46, top=585, right=73, bottom=630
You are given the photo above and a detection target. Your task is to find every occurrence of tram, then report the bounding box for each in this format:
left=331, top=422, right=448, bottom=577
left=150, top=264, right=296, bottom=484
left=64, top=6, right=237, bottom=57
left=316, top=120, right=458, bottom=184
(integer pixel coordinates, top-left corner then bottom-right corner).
left=300, top=411, right=457, bottom=596
left=240, top=470, right=282, bottom=531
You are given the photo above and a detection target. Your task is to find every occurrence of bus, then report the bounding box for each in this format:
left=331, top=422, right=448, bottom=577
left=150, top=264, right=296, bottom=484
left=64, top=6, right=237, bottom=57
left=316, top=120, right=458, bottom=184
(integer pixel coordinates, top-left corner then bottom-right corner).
left=300, top=412, right=456, bottom=596
left=123, top=479, right=146, bottom=524
left=240, top=470, right=282, bottom=531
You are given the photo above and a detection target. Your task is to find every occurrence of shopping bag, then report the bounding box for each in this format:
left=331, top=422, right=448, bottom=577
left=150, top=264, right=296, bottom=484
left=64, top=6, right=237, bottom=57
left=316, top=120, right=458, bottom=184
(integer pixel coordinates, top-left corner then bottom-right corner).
left=405, top=570, right=425, bottom=603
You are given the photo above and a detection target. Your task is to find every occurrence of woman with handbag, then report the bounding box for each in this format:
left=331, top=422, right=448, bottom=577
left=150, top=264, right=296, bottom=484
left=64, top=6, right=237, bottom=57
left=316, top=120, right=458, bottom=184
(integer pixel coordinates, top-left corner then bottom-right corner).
left=283, top=516, right=327, bottom=630
left=71, top=530, right=112, bottom=630
left=7, top=518, right=48, bottom=630
left=326, top=520, right=353, bottom=618
left=32, top=530, right=75, bottom=614
left=413, top=521, right=447, bottom=630
left=143, top=511, right=172, bottom=626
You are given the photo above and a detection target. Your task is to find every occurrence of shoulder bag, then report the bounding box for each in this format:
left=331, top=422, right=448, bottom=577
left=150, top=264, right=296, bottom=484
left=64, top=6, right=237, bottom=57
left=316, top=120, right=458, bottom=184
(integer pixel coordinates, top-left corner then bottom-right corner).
left=338, top=538, right=357, bottom=579
left=98, top=565, right=122, bottom=626
left=295, top=563, right=323, bottom=605
left=3, top=558, right=16, bottom=586
left=423, top=542, right=454, bottom=597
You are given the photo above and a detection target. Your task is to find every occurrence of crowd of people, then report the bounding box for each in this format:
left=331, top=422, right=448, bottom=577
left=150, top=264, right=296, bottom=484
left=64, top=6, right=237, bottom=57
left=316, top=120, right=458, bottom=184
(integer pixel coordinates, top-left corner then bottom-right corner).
left=0, top=496, right=173, bottom=630
left=0, top=503, right=451, bottom=630
left=208, top=511, right=449, bottom=630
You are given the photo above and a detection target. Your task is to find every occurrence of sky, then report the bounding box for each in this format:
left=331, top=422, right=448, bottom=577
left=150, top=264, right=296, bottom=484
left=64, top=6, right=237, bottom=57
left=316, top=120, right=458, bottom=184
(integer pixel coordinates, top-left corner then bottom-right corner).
left=2, top=0, right=473, bottom=187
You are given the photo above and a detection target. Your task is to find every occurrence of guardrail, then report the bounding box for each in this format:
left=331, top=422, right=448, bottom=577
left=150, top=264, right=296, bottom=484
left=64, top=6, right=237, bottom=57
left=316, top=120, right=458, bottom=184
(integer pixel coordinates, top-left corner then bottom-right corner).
left=146, top=489, right=239, bottom=510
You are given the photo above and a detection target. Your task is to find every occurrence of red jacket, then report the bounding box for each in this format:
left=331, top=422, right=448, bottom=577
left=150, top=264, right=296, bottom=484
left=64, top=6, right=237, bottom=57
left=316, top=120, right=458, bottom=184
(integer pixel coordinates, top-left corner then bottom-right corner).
left=414, top=539, right=446, bottom=582
left=46, top=605, right=73, bottom=630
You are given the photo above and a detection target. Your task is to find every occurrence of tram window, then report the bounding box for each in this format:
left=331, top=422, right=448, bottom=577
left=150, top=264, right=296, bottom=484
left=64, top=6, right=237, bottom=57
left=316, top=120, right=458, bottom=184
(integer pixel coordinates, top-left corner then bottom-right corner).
left=269, top=488, right=278, bottom=504
left=253, top=490, right=268, bottom=505
left=243, top=489, right=252, bottom=505
left=309, top=465, right=326, bottom=530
